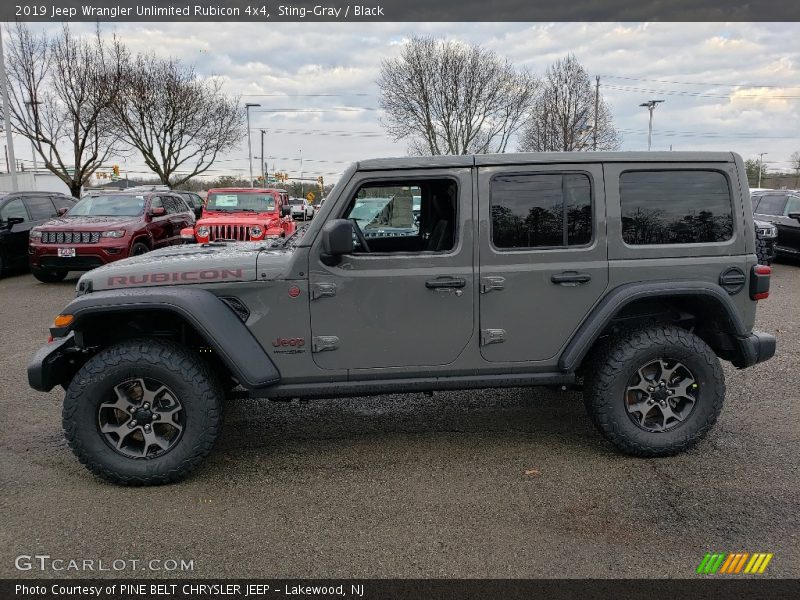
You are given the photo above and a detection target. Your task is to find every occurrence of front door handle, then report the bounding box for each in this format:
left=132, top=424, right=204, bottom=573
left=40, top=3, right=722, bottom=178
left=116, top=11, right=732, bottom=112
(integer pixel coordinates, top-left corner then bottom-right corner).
left=426, top=277, right=466, bottom=289
left=551, top=272, right=591, bottom=285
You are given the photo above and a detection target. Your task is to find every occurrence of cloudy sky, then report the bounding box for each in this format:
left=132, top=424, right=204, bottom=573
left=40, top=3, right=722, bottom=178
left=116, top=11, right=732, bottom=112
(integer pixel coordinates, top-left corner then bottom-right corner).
left=18, top=21, right=800, bottom=184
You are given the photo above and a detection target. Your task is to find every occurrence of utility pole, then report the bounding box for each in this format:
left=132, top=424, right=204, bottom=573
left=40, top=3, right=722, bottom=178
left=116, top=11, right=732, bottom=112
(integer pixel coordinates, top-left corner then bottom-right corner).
left=593, top=76, right=599, bottom=151
left=0, top=27, right=18, bottom=191
left=260, top=130, right=266, bottom=184
left=299, top=149, right=303, bottom=197
left=639, top=99, right=664, bottom=151
left=758, top=152, right=768, bottom=188
left=245, top=103, right=260, bottom=187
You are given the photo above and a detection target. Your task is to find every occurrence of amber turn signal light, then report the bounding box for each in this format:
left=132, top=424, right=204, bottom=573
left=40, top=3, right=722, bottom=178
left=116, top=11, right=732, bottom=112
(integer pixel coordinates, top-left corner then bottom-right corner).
left=53, top=314, right=74, bottom=328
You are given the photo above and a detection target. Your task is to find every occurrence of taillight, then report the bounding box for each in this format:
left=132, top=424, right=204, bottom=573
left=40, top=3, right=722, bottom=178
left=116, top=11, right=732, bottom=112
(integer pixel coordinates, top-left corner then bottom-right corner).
left=750, top=264, right=771, bottom=300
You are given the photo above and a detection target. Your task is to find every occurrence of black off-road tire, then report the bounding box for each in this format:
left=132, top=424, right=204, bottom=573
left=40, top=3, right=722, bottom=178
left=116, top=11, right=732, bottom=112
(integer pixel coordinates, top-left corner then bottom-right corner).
left=31, top=267, right=68, bottom=283
left=63, top=339, right=223, bottom=485
left=583, top=325, right=725, bottom=457
left=755, top=236, right=773, bottom=266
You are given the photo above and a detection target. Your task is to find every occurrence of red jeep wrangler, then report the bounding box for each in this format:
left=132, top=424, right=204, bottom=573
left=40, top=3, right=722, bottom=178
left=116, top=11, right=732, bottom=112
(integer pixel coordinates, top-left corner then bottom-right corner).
left=181, top=188, right=296, bottom=243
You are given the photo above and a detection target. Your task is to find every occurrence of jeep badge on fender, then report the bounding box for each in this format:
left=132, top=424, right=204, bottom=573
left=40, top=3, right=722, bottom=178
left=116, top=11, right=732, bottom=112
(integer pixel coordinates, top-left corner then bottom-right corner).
left=28, top=151, right=775, bottom=485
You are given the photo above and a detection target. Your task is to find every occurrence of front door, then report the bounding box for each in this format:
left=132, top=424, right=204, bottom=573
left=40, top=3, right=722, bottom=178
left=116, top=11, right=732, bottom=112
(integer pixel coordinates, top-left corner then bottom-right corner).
left=477, top=163, right=609, bottom=363
left=308, top=169, right=474, bottom=371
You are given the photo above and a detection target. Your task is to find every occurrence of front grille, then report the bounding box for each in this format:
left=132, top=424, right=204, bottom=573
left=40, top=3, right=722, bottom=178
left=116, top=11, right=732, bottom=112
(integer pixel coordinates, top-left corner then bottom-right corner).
left=40, top=256, right=105, bottom=270
left=209, top=225, right=251, bottom=241
left=41, top=231, right=100, bottom=244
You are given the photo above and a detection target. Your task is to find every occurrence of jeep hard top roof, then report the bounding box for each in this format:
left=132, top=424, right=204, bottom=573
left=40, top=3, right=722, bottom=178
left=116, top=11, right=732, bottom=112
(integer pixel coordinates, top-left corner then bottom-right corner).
left=355, top=151, right=739, bottom=171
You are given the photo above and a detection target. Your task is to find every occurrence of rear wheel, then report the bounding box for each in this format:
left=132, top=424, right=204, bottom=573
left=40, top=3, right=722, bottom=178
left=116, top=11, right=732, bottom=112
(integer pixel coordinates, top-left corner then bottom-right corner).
left=63, top=339, right=223, bottom=485
left=31, top=267, right=68, bottom=283
left=584, top=325, right=725, bottom=457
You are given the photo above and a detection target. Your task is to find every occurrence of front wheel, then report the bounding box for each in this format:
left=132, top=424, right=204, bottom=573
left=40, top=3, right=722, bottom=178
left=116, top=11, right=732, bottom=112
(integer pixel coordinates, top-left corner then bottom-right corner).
left=584, top=325, right=725, bottom=457
left=63, top=339, right=223, bottom=485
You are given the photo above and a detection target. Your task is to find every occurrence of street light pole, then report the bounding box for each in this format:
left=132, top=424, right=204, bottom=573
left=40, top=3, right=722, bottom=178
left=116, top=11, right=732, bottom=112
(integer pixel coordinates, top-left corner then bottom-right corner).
left=299, top=149, right=303, bottom=197
left=0, top=27, right=18, bottom=191
left=260, top=130, right=266, bottom=184
left=758, top=152, right=768, bottom=188
left=639, top=99, right=665, bottom=151
left=245, top=103, right=260, bottom=187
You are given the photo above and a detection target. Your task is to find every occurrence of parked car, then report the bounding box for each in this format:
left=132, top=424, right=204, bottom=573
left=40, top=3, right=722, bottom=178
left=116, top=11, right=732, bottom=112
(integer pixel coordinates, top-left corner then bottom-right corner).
left=752, top=190, right=800, bottom=259
left=288, top=197, right=315, bottom=220
left=0, top=191, right=76, bottom=277
left=181, top=188, right=295, bottom=243
left=28, top=151, right=775, bottom=485
left=175, top=191, right=204, bottom=217
left=754, top=219, right=778, bottom=265
left=28, top=190, right=195, bottom=282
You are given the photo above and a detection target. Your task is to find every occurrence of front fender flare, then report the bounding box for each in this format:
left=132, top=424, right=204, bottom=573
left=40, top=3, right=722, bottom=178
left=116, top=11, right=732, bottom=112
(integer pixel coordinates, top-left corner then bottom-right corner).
left=50, top=287, right=281, bottom=389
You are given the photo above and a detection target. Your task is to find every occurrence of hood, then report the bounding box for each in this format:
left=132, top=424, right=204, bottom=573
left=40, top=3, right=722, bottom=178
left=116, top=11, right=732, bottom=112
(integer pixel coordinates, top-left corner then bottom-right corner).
left=78, top=241, right=294, bottom=293
left=39, top=215, right=143, bottom=230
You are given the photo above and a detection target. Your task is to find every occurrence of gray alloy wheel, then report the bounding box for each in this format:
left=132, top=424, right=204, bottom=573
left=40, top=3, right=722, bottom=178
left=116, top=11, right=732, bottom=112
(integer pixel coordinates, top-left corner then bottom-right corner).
left=97, top=377, right=185, bottom=459
left=624, top=359, right=698, bottom=433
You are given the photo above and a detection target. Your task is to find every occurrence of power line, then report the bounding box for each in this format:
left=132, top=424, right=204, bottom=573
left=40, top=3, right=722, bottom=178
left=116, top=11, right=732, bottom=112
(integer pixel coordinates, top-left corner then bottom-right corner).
left=240, top=93, right=374, bottom=97
left=252, top=107, right=380, bottom=113
left=253, top=126, right=385, bottom=138
left=604, top=84, right=800, bottom=100
left=601, top=74, right=800, bottom=89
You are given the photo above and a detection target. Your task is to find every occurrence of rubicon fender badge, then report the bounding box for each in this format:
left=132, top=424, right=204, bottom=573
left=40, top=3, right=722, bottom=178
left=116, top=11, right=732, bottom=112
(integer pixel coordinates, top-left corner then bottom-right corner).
left=288, top=286, right=301, bottom=298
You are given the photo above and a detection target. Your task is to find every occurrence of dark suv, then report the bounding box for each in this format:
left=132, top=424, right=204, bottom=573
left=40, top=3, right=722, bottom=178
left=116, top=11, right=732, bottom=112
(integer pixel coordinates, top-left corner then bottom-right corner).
left=0, top=191, right=76, bottom=277
left=29, top=190, right=195, bottom=282
left=752, top=190, right=800, bottom=259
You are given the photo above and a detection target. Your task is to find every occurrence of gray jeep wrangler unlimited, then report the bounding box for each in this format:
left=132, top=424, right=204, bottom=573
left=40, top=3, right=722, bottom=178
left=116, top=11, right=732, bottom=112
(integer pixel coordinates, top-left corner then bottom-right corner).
left=28, top=152, right=776, bottom=485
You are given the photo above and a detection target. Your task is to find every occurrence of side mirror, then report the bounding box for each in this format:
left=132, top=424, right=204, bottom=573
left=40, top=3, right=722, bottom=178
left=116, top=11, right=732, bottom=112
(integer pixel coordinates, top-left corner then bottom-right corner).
left=281, top=205, right=291, bottom=217
left=788, top=212, right=800, bottom=223
left=149, top=206, right=166, bottom=217
left=320, top=219, right=354, bottom=266
left=194, top=206, right=203, bottom=219
left=56, top=207, right=69, bottom=216
left=5, top=216, right=24, bottom=230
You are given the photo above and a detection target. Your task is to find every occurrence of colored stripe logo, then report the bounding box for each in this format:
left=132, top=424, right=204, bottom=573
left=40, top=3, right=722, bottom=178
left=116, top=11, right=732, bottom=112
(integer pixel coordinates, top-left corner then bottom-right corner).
left=697, top=552, right=773, bottom=574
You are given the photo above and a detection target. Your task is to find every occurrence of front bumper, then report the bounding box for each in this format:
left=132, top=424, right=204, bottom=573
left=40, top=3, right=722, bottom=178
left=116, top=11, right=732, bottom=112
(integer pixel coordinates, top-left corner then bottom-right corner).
left=27, top=333, right=79, bottom=392
left=29, top=241, right=129, bottom=271
left=735, top=331, right=777, bottom=368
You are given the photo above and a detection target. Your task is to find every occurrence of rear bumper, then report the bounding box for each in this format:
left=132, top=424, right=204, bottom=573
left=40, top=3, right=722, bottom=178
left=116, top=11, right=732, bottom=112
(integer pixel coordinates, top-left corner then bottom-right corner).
left=27, top=333, right=79, bottom=392
left=735, top=331, right=776, bottom=368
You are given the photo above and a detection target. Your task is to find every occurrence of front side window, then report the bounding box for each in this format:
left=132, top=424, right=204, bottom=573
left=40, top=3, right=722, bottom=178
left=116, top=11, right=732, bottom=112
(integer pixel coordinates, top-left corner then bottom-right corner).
left=26, top=195, right=56, bottom=220
left=491, top=173, right=592, bottom=249
left=620, top=170, right=733, bottom=245
left=783, top=195, right=800, bottom=216
left=341, top=179, right=457, bottom=253
left=0, top=198, right=28, bottom=222
left=67, top=195, right=145, bottom=217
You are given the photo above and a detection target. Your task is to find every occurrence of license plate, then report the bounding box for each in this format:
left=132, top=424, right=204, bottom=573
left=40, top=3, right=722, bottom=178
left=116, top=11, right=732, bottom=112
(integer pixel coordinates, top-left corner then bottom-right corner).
left=57, top=248, right=76, bottom=258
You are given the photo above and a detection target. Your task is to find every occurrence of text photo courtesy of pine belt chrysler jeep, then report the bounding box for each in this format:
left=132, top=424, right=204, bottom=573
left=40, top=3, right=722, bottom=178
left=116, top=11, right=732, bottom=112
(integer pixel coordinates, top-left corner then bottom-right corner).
left=27, top=152, right=775, bottom=485
left=181, top=188, right=296, bottom=243
left=28, top=190, right=198, bottom=283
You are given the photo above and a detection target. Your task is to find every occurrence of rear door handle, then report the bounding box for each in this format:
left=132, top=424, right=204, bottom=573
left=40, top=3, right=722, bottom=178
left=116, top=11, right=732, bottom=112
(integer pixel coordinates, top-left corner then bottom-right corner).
left=551, top=272, right=591, bottom=285
left=426, top=277, right=466, bottom=289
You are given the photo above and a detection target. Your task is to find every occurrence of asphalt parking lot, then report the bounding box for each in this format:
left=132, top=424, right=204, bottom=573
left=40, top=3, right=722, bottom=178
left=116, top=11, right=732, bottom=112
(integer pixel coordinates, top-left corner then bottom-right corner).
left=1, top=265, right=798, bottom=579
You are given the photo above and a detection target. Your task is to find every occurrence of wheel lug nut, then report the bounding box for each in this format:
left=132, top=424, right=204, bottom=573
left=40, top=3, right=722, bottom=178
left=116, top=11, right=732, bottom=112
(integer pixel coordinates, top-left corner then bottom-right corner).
left=143, top=403, right=150, bottom=409
left=129, top=420, right=137, bottom=427
left=128, top=406, right=136, bottom=413
left=152, top=413, right=159, bottom=420
left=648, top=387, right=654, bottom=392
left=144, top=425, right=151, bottom=432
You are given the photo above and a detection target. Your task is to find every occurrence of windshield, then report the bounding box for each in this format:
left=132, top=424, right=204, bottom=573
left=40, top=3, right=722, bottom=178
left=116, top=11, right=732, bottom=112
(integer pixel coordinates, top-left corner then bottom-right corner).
left=207, top=192, right=276, bottom=212
left=68, top=194, right=145, bottom=217
left=349, top=198, right=393, bottom=226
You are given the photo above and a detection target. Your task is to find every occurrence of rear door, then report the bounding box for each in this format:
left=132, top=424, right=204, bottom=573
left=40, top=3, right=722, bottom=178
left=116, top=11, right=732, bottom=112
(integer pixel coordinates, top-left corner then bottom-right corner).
left=779, top=194, right=800, bottom=253
left=477, top=163, right=608, bottom=363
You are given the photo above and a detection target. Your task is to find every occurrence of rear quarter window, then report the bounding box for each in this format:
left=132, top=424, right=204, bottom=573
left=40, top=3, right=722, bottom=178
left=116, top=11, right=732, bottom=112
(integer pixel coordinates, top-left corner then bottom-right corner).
left=620, top=170, right=734, bottom=245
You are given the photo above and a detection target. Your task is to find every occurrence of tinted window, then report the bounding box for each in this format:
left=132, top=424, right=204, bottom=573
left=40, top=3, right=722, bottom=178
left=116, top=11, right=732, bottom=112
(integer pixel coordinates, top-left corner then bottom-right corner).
left=755, top=194, right=787, bottom=216
left=25, top=195, right=56, bottom=220
left=491, top=173, right=592, bottom=249
left=0, top=198, right=28, bottom=221
left=620, top=170, right=733, bottom=245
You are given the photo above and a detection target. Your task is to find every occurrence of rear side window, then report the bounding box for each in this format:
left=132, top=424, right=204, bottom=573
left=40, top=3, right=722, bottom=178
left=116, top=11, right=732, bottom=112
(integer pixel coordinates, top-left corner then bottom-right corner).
left=491, top=173, right=592, bottom=249
left=620, top=170, right=733, bottom=245
left=755, top=194, right=788, bottom=216
left=25, top=195, right=57, bottom=220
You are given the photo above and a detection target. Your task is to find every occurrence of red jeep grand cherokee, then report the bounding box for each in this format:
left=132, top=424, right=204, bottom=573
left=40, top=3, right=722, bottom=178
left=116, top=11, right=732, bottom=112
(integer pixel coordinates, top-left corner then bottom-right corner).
left=29, top=190, right=196, bottom=283
left=181, top=188, right=295, bottom=243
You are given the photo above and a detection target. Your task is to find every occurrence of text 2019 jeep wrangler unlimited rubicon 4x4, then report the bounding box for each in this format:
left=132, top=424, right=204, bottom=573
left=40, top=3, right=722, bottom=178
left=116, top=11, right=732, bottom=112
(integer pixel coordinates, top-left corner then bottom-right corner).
left=28, top=152, right=775, bottom=485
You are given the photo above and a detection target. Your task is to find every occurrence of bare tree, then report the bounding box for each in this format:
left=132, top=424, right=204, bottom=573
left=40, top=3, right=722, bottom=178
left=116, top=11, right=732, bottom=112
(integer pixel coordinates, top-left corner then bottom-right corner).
left=790, top=150, right=800, bottom=188
left=520, top=54, right=620, bottom=152
left=378, top=37, right=538, bottom=155
left=111, top=54, right=244, bottom=187
left=5, top=24, right=125, bottom=197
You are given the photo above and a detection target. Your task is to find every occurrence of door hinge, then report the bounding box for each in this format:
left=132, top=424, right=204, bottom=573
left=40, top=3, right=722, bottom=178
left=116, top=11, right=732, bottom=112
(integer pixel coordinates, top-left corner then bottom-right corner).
left=311, top=282, right=337, bottom=300
left=480, top=328, right=506, bottom=346
left=480, top=276, right=505, bottom=294
left=312, top=336, right=340, bottom=353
